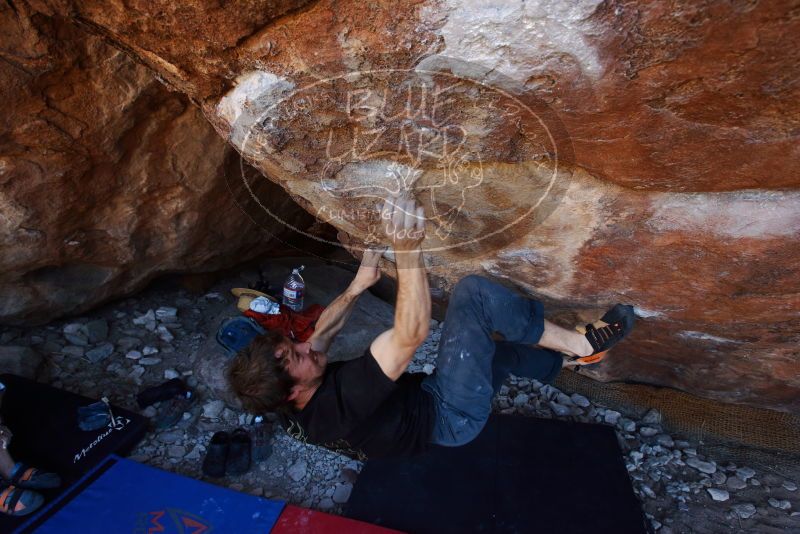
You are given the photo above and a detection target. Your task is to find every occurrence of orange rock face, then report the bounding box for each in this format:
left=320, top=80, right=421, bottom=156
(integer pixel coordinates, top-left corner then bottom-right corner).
left=0, top=7, right=313, bottom=324
left=7, top=1, right=800, bottom=411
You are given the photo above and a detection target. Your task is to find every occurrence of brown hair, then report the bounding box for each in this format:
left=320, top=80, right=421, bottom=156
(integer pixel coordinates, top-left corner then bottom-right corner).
left=227, top=330, right=295, bottom=414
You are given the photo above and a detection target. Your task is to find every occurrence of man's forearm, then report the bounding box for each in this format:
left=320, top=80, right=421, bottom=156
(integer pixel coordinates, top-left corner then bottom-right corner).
left=309, top=284, right=362, bottom=352
left=393, top=250, right=431, bottom=346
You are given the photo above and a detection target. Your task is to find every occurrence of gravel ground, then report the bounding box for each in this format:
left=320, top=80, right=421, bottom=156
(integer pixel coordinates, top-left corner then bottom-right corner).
left=2, top=270, right=799, bottom=533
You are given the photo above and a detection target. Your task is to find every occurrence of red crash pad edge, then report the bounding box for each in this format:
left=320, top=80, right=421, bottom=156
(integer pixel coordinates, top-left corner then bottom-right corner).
left=271, top=504, right=404, bottom=534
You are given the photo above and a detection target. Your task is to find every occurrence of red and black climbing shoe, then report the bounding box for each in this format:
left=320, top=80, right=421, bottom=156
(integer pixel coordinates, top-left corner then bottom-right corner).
left=573, top=304, right=636, bottom=365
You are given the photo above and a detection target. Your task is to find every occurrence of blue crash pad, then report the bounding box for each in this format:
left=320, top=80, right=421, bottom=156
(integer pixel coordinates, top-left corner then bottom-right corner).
left=21, top=456, right=284, bottom=534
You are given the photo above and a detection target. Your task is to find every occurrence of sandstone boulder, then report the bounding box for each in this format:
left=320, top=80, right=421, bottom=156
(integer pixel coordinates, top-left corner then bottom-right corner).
left=10, top=1, right=800, bottom=411
left=0, top=7, right=314, bottom=324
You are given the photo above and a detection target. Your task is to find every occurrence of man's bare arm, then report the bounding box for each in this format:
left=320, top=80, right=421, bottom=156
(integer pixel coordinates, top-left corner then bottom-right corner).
left=370, top=198, right=431, bottom=381
left=309, top=249, right=383, bottom=353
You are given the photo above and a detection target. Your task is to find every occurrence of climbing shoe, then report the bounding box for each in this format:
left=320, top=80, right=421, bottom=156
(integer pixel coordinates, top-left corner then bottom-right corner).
left=572, top=304, right=635, bottom=365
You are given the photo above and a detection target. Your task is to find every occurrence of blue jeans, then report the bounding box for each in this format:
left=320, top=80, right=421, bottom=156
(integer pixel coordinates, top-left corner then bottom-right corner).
left=422, top=275, right=562, bottom=447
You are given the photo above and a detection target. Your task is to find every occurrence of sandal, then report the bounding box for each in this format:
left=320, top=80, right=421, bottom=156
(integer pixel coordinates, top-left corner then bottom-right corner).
left=226, top=428, right=252, bottom=476
left=202, top=431, right=229, bottom=478
left=0, top=482, right=43, bottom=517
left=571, top=304, right=635, bottom=365
left=9, top=463, right=61, bottom=490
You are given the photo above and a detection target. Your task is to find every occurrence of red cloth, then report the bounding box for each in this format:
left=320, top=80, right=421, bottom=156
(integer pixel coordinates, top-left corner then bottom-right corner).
left=244, top=304, right=325, bottom=342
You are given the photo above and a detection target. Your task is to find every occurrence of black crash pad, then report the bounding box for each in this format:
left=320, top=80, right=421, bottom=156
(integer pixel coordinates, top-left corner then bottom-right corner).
left=0, top=374, right=147, bottom=532
left=345, top=414, right=646, bottom=534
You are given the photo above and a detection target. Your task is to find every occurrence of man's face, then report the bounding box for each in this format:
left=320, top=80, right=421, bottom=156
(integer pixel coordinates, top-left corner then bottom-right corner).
left=274, top=337, right=328, bottom=386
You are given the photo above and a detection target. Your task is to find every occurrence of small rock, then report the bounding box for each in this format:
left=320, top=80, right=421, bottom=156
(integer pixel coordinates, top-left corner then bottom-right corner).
left=85, top=342, right=114, bottom=363
left=736, top=467, right=755, bottom=481
left=556, top=392, right=573, bottom=405
left=139, top=357, right=161, bottom=366
left=630, top=451, right=644, bottom=463
left=319, top=498, right=335, bottom=510
left=422, top=363, right=435, bottom=374
left=732, top=503, right=756, bottom=519
left=686, top=457, right=716, bottom=474
left=63, top=323, right=89, bottom=346
left=133, top=309, right=156, bottom=326
left=155, top=307, right=178, bottom=320
left=727, top=476, right=747, bottom=490
left=202, top=400, right=225, bottom=419
left=782, top=481, right=797, bottom=492
left=750, top=478, right=760, bottom=486
left=83, top=319, right=109, bottom=343
left=549, top=402, right=572, bottom=417
left=619, top=418, right=636, bottom=432
left=142, top=406, right=158, bottom=418
left=707, top=488, right=729, bottom=502
left=287, top=460, right=307, bottom=482
left=641, top=485, right=657, bottom=499
left=167, top=445, right=186, bottom=458
left=126, top=350, right=142, bottom=360
left=570, top=393, right=590, bottom=407
left=642, top=408, right=662, bottom=425
left=604, top=410, right=621, bottom=425
left=185, top=445, right=203, bottom=460
left=129, top=366, right=145, bottom=379
left=164, top=369, right=180, bottom=380
left=332, top=483, right=353, bottom=504
left=156, top=325, right=174, bottom=343
left=142, top=346, right=159, bottom=355
left=639, top=426, right=659, bottom=438
left=513, top=393, right=529, bottom=407
left=655, top=434, right=674, bottom=447
left=768, top=498, right=791, bottom=510
left=711, top=471, right=727, bottom=485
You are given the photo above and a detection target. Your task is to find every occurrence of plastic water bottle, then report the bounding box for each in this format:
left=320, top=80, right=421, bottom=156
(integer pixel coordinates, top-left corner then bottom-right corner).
left=282, top=265, right=305, bottom=311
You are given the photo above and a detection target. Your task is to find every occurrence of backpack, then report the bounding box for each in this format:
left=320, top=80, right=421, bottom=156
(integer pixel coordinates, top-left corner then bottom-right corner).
left=216, top=316, right=266, bottom=356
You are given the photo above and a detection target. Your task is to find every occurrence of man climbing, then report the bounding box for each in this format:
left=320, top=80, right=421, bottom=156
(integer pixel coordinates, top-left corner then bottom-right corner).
left=228, top=197, right=635, bottom=459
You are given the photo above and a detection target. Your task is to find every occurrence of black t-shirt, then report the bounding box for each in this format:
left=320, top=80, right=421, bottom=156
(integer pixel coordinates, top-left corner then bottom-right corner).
left=281, top=348, right=435, bottom=460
